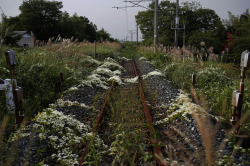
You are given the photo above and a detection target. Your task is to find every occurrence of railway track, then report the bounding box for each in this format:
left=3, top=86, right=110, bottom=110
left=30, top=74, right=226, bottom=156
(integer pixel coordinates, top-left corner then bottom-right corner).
left=3, top=57, right=246, bottom=165
left=79, top=59, right=165, bottom=165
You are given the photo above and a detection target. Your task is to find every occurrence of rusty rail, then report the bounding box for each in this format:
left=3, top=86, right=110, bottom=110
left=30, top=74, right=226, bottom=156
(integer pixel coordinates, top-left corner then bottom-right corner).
left=79, top=60, right=165, bottom=165
left=78, top=81, right=115, bottom=166
left=132, top=59, right=166, bottom=166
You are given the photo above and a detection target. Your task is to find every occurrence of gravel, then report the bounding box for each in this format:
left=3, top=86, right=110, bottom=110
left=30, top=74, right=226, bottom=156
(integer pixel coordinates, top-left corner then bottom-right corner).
left=1, top=57, right=249, bottom=166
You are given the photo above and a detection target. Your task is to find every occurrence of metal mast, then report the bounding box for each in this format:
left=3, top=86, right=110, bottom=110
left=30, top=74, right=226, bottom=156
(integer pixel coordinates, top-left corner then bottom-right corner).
left=174, top=0, right=179, bottom=48
left=154, top=0, right=158, bottom=53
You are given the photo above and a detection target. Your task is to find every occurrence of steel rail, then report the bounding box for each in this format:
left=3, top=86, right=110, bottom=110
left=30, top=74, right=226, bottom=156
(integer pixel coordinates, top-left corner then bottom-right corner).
left=132, top=59, right=166, bottom=166
left=79, top=60, right=166, bottom=165
left=78, top=81, right=115, bottom=166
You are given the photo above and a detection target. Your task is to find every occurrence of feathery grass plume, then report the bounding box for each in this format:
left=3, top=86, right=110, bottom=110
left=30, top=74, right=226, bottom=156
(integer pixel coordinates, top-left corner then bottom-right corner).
left=0, top=116, right=9, bottom=143
left=191, top=108, right=216, bottom=166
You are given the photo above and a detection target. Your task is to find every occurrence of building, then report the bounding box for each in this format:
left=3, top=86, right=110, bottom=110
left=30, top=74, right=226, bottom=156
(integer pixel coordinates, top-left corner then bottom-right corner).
left=14, top=31, right=35, bottom=47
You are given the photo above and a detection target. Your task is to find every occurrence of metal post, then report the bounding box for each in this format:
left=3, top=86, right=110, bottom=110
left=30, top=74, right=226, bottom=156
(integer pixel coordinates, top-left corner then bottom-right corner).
left=60, top=71, right=64, bottom=94
left=174, top=0, right=179, bottom=48
left=154, top=0, right=158, bottom=53
left=136, top=23, right=138, bottom=47
left=94, top=40, right=97, bottom=57
left=239, top=68, right=245, bottom=94
left=5, top=50, right=24, bottom=124
left=183, top=23, right=186, bottom=62
left=192, top=73, right=196, bottom=87
left=234, top=68, right=245, bottom=134
left=191, top=73, right=196, bottom=102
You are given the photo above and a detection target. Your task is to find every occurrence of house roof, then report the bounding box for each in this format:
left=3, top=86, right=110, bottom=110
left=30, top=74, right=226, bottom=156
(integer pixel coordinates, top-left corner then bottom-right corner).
left=14, top=31, right=29, bottom=35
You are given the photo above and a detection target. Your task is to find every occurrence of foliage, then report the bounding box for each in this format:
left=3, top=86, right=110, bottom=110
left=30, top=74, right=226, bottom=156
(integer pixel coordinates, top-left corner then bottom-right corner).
left=138, top=46, right=250, bottom=133
left=1, top=0, right=115, bottom=43
left=0, top=41, right=121, bottom=121
left=223, top=9, right=250, bottom=64
left=196, top=66, right=234, bottom=118
left=19, top=0, right=63, bottom=41
left=136, top=0, right=225, bottom=52
left=58, top=12, right=97, bottom=42
left=0, top=16, right=22, bottom=46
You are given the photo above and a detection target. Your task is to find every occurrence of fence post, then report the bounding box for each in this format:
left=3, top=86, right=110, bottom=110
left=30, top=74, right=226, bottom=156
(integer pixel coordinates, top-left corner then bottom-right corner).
left=5, top=49, right=24, bottom=124
left=231, top=90, right=243, bottom=134
left=230, top=50, right=249, bottom=135
left=191, top=73, right=196, bottom=102
left=0, top=79, right=15, bottom=113
left=192, top=73, right=196, bottom=88
left=60, top=71, right=64, bottom=94
left=94, top=40, right=98, bottom=58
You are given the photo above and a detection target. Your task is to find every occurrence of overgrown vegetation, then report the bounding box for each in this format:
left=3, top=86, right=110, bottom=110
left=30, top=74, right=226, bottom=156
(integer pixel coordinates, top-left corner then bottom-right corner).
left=0, top=41, right=121, bottom=122
left=138, top=46, right=250, bottom=134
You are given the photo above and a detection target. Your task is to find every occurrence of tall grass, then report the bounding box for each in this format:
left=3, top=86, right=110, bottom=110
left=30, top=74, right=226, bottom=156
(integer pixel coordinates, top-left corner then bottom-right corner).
left=0, top=41, right=121, bottom=123
left=138, top=46, right=250, bottom=133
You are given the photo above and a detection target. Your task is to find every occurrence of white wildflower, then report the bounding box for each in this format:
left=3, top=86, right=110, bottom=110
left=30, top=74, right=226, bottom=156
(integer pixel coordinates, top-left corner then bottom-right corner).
left=142, top=71, right=163, bottom=80
left=123, top=76, right=138, bottom=84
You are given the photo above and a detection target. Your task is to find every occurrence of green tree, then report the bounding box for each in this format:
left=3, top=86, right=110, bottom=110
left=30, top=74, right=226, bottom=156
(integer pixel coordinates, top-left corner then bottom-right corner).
left=135, top=0, right=225, bottom=52
left=225, top=9, right=250, bottom=63
left=96, top=28, right=111, bottom=41
left=0, top=16, right=21, bottom=46
left=58, top=13, right=97, bottom=42
left=19, top=0, right=63, bottom=41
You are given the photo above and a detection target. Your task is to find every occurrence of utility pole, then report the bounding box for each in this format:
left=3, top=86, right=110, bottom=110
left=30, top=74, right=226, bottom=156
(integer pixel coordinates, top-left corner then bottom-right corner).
left=0, top=6, right=6, bottom=18
left=154, top=0, right=158, bottom=53
left=136, top=23, right=139, bottom=47
left=182, top=23, right=186, bottom=62
left=113, top=0, right=156, bottom=48
left=128, top=30, right=136, bottom=41
left=174, top=0, right=179, bottom=48
left=126, top=36, right=130, bottom=41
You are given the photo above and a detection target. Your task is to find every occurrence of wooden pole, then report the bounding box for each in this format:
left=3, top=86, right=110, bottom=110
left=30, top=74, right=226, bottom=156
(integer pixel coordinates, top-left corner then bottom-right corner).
left=94, top=40, right=97, bottom=57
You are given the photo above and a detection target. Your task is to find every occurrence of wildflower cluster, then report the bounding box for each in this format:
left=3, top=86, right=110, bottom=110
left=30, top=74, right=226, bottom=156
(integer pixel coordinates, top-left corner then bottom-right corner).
left=123, top=76, right=138, bottom=84
left=8, top=126, right=32, bottom=142
left=8, top=105, right=108, bottom=165
left=142, top=70, right=163, bottom=80
left=155, top=91, right=201, bottom=125
left=79, top=57, right=123, bottom=89
left=197, top=66, right=232, bottom=90
left=49, top=98, right=92, bottom=110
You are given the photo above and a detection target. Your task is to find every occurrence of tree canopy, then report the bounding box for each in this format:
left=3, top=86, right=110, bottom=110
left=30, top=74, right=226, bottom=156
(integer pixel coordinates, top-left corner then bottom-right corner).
left=223, top=9, right=250, bottom=63
left=136, top=0, right=225, bottom=53
left=1, top=0, right=114, bottom=43
left=19, top=0, right=63, bottom=41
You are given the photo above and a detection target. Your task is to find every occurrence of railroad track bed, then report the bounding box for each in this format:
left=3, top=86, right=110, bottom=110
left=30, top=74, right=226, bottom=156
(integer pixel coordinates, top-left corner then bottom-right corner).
left=1, top=57, right=250, bottom=166
left=135, top=58, right=250, bottom=165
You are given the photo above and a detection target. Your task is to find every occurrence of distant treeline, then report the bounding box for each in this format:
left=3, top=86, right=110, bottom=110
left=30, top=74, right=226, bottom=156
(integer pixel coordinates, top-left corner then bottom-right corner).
left=0, top=0, right=116, bottom=44
left=136, top=1, right=250, bottom=63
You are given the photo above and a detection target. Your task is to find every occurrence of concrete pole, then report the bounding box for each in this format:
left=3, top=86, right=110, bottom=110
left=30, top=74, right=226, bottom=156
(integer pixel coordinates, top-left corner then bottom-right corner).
left=183, top=23, right=185, bottom=62
left=174, top=0, right=179, bottom=48
left=94, top=40, right=97, bottom=57
left=154, top=0, right=158, bottom=53
left=136, top=23, right=139, bottom=47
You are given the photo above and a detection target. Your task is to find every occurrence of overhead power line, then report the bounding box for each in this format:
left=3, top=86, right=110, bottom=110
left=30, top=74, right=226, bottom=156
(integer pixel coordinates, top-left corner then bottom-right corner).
left=113, top=0, right=152, bottom=10
left=113, top=0, right=158, bottom=51
left=0, top=6, right=6, bottom=18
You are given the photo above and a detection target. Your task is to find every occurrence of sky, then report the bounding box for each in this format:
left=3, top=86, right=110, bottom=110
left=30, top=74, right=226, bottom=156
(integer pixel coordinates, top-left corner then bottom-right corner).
left=0, top=0, right=249, bottom=41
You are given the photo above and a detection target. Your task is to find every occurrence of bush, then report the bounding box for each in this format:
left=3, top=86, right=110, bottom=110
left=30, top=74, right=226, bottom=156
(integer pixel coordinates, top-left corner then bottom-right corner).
left=0, top=41, right=121, bottom=122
